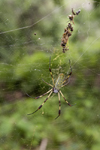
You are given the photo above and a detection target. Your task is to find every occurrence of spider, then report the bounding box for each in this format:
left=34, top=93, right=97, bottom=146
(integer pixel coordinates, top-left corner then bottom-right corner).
left=27, top=58, right=73, bottom=119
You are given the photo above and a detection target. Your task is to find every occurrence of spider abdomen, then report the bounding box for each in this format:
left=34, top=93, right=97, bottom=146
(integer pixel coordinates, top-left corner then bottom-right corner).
left=55, top=73, right=65, bottom=90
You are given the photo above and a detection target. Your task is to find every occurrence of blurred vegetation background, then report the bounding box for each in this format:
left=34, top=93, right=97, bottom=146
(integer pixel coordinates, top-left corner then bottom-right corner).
left=0, top=0, right=100, bottom=150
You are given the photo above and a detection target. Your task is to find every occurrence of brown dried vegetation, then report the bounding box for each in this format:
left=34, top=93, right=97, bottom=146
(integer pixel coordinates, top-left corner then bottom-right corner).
left=61, top=8, right=81, bottom=53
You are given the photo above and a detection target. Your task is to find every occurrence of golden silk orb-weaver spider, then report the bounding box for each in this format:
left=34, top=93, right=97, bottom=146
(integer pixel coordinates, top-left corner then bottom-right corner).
left=27, top=58, right=73, bottom=119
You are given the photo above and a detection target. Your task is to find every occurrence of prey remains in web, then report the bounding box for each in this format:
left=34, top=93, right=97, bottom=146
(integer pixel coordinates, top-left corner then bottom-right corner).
left=61, top=8, right=81, bottom=53
left=27, top=57, right=75, bottom=119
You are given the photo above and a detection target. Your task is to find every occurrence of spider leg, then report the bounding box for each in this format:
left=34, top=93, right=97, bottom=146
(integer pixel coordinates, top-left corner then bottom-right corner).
left=62, top=73, right=71, bottom=85
left=27, top=90, right=53, bottom=115
left=55, top=92, right=61, bottom=119
left=42, top=79, right=53, bottom=87
left=69, top=59, right=72, bottom=73
left=49, top=57, right=55, bottom=85
left=59, top=90, right=71, bottom=106
left=62, top=59, right=72, bottom=85
left=26, top=89, right=52, bottom=99
left=61, top=78, right=70, bottom=88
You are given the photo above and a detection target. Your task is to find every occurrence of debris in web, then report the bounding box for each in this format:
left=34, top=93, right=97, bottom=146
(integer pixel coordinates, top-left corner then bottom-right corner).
left=61, top=8, right=81, bottom=53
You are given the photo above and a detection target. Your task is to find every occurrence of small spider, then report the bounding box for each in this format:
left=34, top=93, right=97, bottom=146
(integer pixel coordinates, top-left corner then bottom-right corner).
left=27, top=58, right=73, bottom=119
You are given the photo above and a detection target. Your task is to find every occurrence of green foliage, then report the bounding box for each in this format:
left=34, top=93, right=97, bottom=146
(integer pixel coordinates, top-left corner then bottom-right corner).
left=0, top=0, right=100, bottom=150
left=93, top=0, right=100, bottom=8
left=53, top=0, right=64, bottom=6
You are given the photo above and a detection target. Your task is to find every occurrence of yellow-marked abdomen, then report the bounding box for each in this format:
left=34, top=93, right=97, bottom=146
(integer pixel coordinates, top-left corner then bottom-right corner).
left=55, top=73, right=65, bottom=90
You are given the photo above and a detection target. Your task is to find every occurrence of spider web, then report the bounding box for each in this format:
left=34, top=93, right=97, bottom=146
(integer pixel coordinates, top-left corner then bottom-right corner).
left=0, top=0, right=100, bottom=150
